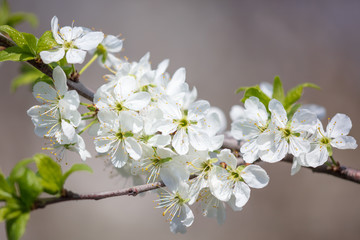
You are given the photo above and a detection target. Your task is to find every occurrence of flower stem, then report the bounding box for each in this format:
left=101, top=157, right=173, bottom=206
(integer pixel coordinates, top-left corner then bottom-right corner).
left=81, top=112, right=95, bottom=117
left=79, top=54, right=98, bottom=75
left=330, top=156, right=337, bottom=165
left=80, top=102, right=92, bottom=107
left=78, top=119, right=97, bottom=135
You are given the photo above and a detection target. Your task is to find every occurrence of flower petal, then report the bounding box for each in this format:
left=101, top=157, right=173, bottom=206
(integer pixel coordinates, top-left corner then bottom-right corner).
left=233, top=181, right=251, bottom=208
left=327, top=113, right=353, bottom=138
left=74, top=31, right=104, bottom=50
left=331, top=136, right=358, bottom=149
left=241, top=165, right=269, bottom=189
left=66, top=48, right=86, bottom=64
left=40, top=48, right=65, bottom=64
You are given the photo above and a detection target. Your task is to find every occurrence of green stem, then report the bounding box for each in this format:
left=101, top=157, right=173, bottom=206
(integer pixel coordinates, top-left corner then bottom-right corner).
left=325, top=161, right=332, bottom=167
left=79, top=54, right=98, bottom=75
left=78, top=120, right=97, bottom=135
left=330, top=156, right=337, bottom=165
left=80, top=102, right=92, bottom=107
left=81, top=112, right=95, bottom=117
left=72, top=64, right=76, bottom=74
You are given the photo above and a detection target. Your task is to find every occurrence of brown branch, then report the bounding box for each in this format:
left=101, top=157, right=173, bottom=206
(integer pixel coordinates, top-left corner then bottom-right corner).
left=222, top=135, right=360, bottom=184
left=0, top=34, right=94, bottom=101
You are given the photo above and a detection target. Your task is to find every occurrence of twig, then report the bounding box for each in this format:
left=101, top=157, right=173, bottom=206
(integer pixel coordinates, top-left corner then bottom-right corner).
left=222, top=136, right=360, bottom=184
left=0, top=34, right=94, bottom=101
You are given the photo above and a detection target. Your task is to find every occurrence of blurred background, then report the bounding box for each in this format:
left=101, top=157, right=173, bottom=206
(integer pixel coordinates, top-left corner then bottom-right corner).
left=1, top=0, right=360, bottom=239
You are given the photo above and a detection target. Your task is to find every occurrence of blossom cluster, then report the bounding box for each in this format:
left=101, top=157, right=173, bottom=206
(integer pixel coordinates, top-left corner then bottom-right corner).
left=25, top=16, right=357, bottom=234
left=231, top=85, right=358, bottom=175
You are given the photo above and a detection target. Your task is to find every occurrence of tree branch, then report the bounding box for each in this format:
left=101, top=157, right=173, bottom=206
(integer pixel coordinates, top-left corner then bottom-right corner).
left=0, top=34, right=94, bottom=101
left=222, top=135, right=360, bottom=184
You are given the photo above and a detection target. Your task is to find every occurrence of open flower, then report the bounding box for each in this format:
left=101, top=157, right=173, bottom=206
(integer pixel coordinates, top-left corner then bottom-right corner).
left=209, top=149, right=269, bottom=208
left=40, top=16, right=104, bottom=64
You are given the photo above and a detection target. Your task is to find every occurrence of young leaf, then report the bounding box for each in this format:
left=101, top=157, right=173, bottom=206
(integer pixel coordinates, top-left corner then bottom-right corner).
left=0, top=0, right=10, bottom=25
left=62, top=164, right=93, bottom=185
left=9, top=158, right=34, bottom=183
left=7, top=13, right=38, bottom=28
left=10, top=71, right=43, bottom=92
left=16, top=168, right=42, bottom=208
left=21, top=32, right=38, bottom=55
left=287, top=103, right=302, bottom=120
left=284, top=83, right=320, bottom=110
left=34, top=154, right=63, bottom=195
left=0, top=25, right=28, bottom=49
left=241, top=87, right=271, bottom=111
left=0, top=46, right=34, bottom=62
left=6, top=212, right=30, bottom=240
left=272, top=76, right=285, bottom=103
left=36, top=31, right=57, bottom=53
left=0, top=169, right=13, bottom=200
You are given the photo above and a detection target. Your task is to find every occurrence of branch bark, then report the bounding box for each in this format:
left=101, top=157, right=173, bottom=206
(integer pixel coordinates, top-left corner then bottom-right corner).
left=1, top=33, right=359, bottom=212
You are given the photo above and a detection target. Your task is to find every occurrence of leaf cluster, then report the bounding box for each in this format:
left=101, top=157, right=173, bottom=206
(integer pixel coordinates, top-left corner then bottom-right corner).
left=0, top=154, right=92, bottom=240
left=0, top=0, right=38, bottom=28
left=236, top=76, right=320, bottom=119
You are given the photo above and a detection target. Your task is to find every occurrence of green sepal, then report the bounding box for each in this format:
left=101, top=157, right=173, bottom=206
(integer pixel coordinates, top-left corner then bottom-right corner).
left=286, top=103, right=301, bottom=120
left=36, top=31, right=57, bottom=53
left=272, top=76, right=285, bottom=103
left=34, top=154, right=63, bottom=195
left=284, top=83, right=320, bottom=110
left=241, top=86, right=271, bottom=111
left=62, top=164, right=93, bottom=186
left=6, top=212, right=30, bottom=240
left=0, top=46, right=34, bottom=62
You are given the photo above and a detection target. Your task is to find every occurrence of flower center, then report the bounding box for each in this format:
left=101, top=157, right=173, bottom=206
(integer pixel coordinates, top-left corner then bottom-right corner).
left=63, top=41, right=75, bottom=50
left=115, top=130, right=133, bottom=140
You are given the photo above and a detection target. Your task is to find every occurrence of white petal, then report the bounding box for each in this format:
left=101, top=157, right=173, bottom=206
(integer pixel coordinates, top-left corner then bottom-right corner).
left=244, top=97, right=268, bottom=125
left=74, top=31, right=104, bottom=50
left=188, top=100, right=210, bottom=121
left=217, top=149, right=237, bottom=169
left=230, top=105, right=245, bottom=121
left=188, top=127, right=209, bottom=151
left=40, top=48, right=65, bottom=64
left=209, top=166, right=232, bottom=202
left=50, top=16, right=63, bottom=44
left=166, top=67, right=186, bottom=96
left=147, top=135, right=171, bottom=147
left=111, top=141, right=128, bottom=168
left=114, top=76, right=137, bottom=101
left=123, top=92, right=150, bottom=111
left=61, top=119, right=76, bottom=141
left=32, top=82, right=57, bottom=103
left=300, top=104, right=326, bottom=120
left=291, top=109, right=317, bottom=134
left=59, top=26, right=74, bottom=42
left=304, top=145, right=329, bottom=168
left=269, top=99, right=287, bottom=128
left=53, top=66, right=68, bottom=95
left=125, top=137, right=142, bottom=160
left=291, top=157, right=302, bottom=176
left=259, top=82, right=273, bottom=98
left=66, top=48, right=86, bottom=64
left=331, top=136, right=358, bottom=149
left=233, top=181, right=251, bottom=208
left=173, top=128, right=189, bottom=155
left=241, top=165, right=269, bottom=188
left=327, top=113, right=353, bottom=138
left=260, top=137, right=288, bottom=163
left=241, top=138, right=260, bottom=163
left=103, top=35, right=123, bottom=53
left=288, top=135, right=310, bottom=157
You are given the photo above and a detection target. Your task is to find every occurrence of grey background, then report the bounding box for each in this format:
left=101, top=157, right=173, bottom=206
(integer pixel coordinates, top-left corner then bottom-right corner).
left=1, top=0, right=360, bottom=239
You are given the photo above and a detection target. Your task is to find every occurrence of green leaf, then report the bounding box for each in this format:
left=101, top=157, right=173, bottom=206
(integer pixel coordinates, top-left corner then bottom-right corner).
left=235, top=86, right=251, bottom=94
left=284, top=83, right=320, bottom=110
left=36, top=31, right=57, bottom=53
left=286, top=103, right=301, bottom=120
left=0, top=46, right=34, bottom=62
left=21, top=32, right=38, bottom=55
left=6, top=212, right=30, bottom=240
left=241, top=86, right=271, bottom=111
left=62, top=164, right=93, bottom=185
left=34, top=154, right=63, bottom=195
left=0, top=0, right=10, bottom=25
left=0, top=25, right=28, bottom=49
left=9, top=158, right=34, bottom=183
left=11, top=70, right=43, bottom=92
left=0, top=169, right=13, bottom=200
left=272, top=76, right=285, bottom=103
left=7, top=13, right=38, bottom=28
left=16, top=168, right=42, bottom=208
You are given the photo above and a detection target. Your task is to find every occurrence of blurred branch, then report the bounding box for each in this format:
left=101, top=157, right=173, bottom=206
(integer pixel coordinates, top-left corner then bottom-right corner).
left=0, top=34, right=94, bottom=101
left=222, top=135, right=360, bottom=184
